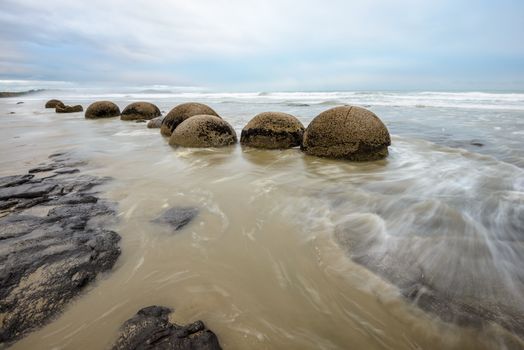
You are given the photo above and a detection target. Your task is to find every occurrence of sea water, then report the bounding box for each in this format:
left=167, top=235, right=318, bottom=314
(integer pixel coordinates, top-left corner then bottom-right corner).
left=1, top=90, right=523, bottom=349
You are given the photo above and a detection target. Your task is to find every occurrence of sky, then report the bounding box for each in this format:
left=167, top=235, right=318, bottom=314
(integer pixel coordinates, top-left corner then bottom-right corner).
left=0, top=0, right=523, bottom=92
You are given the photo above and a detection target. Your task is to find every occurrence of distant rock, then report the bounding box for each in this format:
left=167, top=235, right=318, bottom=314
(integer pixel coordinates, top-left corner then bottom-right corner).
left=0, top=90, right=43, bottom=98
left=241, top=111, right=304, bottom=149
left=45, top=99, right=65, bottom=109
left=85, top=101, right=120, bottom=119
left=302, top=106, right=391, bottom=161
left=0, top=153, right=120, bottom=345
left=161, top=103, right=219, bottom=137
left=152, top=207, right=198, bottom=231
left=121, top=101, right=161, bottom=121
left=16, top=102, right=24, bottom=105
left=169, top=115, right=237, bottom=148
left=147, top=116, right=164, bottom=129
left=56, top=105, right=83, bottom=113
left=112, top=306, right=222, bottom=350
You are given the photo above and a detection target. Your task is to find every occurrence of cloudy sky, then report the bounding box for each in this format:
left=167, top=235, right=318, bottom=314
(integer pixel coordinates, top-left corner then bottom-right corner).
left=1, top=0, right=523, bottom=91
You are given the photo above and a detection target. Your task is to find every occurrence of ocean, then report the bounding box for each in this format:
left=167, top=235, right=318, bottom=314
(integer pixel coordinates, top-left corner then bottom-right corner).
left=1, top=90, right=523, bottom=349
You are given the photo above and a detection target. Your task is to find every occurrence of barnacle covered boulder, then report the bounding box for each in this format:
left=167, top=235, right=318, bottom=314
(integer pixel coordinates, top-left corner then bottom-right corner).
left=85, top=101, right=120, bottom=119
left=161, top=102, right=219, bottom=137
left=301, top=106, right=391, bottom=161
left=169, top=115, right=236, bottom=148
left=121, top=101, right=161, bottom=121
left=240, top=112, right=304, bottom=149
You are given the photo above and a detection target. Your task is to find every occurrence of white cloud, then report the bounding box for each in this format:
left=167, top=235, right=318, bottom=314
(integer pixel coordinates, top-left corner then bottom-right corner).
left=0, top=0, right=522, bottom=89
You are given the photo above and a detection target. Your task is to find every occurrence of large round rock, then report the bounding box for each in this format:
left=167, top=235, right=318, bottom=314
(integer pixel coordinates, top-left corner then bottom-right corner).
left=45, top=99, right=64, bottom=108
left=169, top=115, right=237, bottom=148
left=85, top=101, right=120, bottom=119
left=121, top=102, right=161, bottom=121
left=161, top=103, right=219, bottom=137
left=241, top=112, right=305, bottom=149
left=302, top=106, right=391, bottom=161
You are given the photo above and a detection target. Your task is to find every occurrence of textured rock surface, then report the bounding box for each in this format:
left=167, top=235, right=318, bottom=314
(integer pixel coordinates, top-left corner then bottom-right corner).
left=240, top=112, right=305, bottom=149
left=147, top=116, right=164, bottom=129
left=169, top=115, right=237, bottom=148
left=302, top=106, right=391, bottom=161
left=85, top=101, right=121, bottom=119
left=0, top=152, right=120, bottom=345
left=112, top=306, right=221, bottom=350
left=45, top=99, right=65, bottom=109
left=56, top=105, right=83, bottom=113
left=121, top=102, right=161, bottom=121
left=152, top=207, right=198, bottom=231
left=161, top=103, right=219, bottom=137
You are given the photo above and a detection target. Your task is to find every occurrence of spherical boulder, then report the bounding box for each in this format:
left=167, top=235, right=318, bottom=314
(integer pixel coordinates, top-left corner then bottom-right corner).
left=56, top=105, right=83, bottom=113
left=147, top=116, right=164, bottom=129
left=169, top=115, right=237, bottom=148
left=121, top=102, right=161, bottom=121
left=85, top=101, right=120, bottom=119
left=45, top=99, right=65, bottom=108
left=240, top=112, right=305, bottom=149
left=161, top=103, right=219, bottom=137
left=301, top=106, right=391, bottom=161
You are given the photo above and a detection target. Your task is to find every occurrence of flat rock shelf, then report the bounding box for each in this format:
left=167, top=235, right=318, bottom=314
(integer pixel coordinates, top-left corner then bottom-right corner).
left=0, top=152, right=121, bottom=345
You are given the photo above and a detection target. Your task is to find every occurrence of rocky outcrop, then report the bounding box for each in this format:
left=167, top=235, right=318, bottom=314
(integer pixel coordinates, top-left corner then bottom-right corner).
left=147, top=116, right=164, bottom=129
left=169, top=115, right=237, bottom=148
left=240, top=112, right=304, bottom=149
left=301, top=106, right=391, bottom=161
left=152, top=207, right=198, bottom=231
left=121, top=102, right=161, bottom=121
left=112, top=306, right=221, bottom=350
left=45, top=99, right=65, bottom=109
left=85, top=101, right=120, bottom=119
left=161, top=103, right=219, bottom=137
left=56, top=105, right=83, bottom=113
left=0, top=152, right=120, bottom=345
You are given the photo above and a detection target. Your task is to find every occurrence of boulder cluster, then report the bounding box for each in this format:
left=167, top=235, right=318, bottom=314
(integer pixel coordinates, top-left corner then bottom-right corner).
left=45, top=99, right=83, bottom=114
left=45, top=98, right=391, bottom=160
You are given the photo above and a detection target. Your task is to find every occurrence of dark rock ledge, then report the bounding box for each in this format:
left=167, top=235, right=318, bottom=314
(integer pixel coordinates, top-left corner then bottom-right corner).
left=112, top=306, right=222, bottom=350
left=0, top=152, right=121, bottom=345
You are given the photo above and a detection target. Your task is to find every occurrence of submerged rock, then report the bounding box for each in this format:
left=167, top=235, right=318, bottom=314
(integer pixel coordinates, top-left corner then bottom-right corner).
left=161, top=103, right=219, bottom=137
left=56, top=105, right=83, bottom=113
left=121, top=102, right=161, bottom=121
left=302, top=106, right=391, bottom=161
left=45, top=99, right=65, bottom=109
left=152, top=207, right=198, bottom=231
left=240, top=111, right=305, bottom=149
left=147, top=116, right=164, bottom=129
left=0, top=153, right=120, bottom=345
left=85, top=101, right=120, bottom=119
left=334, top=216, right=524, bottom=339
left=112, top=306, right=221, bottom=350
left=169, top=115, right=237, bottom=148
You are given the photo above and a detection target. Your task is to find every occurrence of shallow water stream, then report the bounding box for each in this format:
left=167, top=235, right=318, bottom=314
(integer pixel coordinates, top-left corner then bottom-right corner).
left=1, top=91, right=524, bottom=349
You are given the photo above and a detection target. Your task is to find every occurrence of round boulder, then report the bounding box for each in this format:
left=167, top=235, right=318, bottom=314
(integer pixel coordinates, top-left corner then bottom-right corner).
left=85, top=101, right=120, bottom=119
left=45, top=99, right=65, bottom=108
left=147, top=116, right=164, bottom=129
left=169, top=115, right=237, bottom=148
left=302, top=106, right=391, bottom=161
left=121, top=102, right=161, bottom=121
left=240, top=112, right=305, bottom=149
left=161, top=103, right=219, bottom=137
